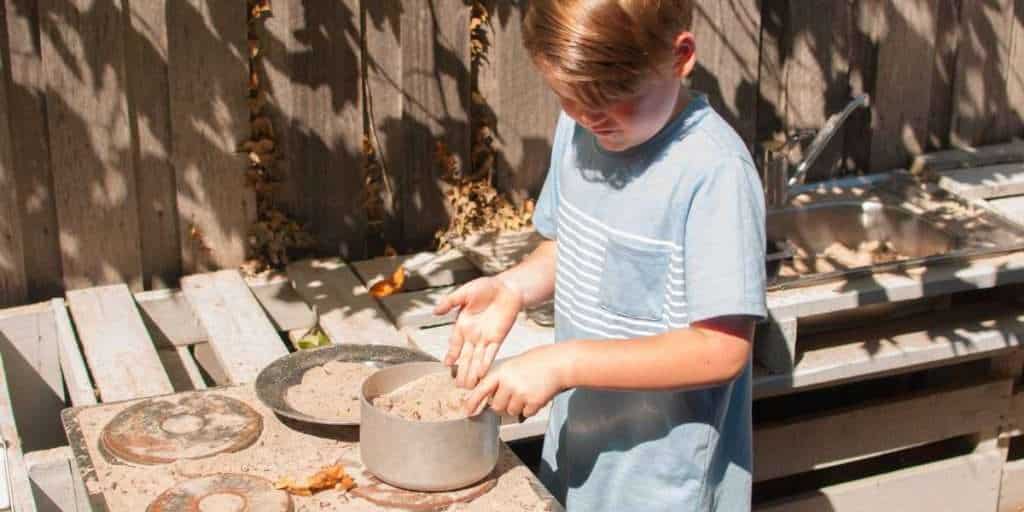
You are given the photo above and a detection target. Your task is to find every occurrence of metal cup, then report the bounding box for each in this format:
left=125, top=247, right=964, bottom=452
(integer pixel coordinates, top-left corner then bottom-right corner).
left=360, top=362, right=500, bottom=491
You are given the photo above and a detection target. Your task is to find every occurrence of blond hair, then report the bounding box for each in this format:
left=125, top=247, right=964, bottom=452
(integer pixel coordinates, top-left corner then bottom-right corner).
left=523, top=0, right=695, bottom=109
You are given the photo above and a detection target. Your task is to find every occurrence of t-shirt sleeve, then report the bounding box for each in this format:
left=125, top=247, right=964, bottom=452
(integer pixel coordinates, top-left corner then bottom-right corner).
left=532, top=112, right=574, bottom=240
left=683, top=157, right=768, bottom=323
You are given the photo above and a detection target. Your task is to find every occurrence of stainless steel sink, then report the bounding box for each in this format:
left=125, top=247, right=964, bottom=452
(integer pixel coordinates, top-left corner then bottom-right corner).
left=765, top=178, right=1024, bottom=290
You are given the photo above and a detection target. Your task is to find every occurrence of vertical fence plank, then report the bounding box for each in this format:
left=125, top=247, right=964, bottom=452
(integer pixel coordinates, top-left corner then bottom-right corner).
left=867, top=0, right=940, bottom=172
left=693, top=0, right=762, bottom=150
left=401, top=0, right=471, bottom=249
left=492, top=1, right=560, bottom=206
left=125, top=0, right=181, bottom=289
left=168, top=0, right=253, bottom=273
left=952, top=0, right=1014, bottom=147
left=1001, top=0, right=1024, bottom=140
left=0, top=1, right=26, bottom=307
left=928, top=0, right=961, bottom=152
left=364, top=0, right=404, bottom=249
left=757, top=0, right=786, bottom=147
left=39, top=0, right=144, bottom=291
left=279, top=0, right=364, bottom=259
left=3, top=0, right=62, bottom=300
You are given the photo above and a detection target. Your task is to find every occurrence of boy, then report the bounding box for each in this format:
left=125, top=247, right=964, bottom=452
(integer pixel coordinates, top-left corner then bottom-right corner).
left=433, top=1, right=766, bottom=510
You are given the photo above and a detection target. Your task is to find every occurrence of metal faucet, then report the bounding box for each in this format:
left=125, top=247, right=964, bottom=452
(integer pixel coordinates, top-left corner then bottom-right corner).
left=761, top=94, right=871, bottom=208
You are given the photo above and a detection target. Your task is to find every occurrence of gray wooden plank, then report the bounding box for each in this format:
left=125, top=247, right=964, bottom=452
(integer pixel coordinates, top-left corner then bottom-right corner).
left=692, top=0, right=761, bottom=148
left=168, top=0, right=253, bottom=272
left=406, top=315, right=555, bottom=363
left=755, top=450, right=1003, bottom=512
left=951, top=0, right=1015, bottom=147
left=363, top=0, right=404, bottom=248
left=988, top=195, right=1024, bottom=222
left=492, top=1, right=561, bottom=205
left=191, top=342, right=229, bottom=387
left=754, top=378, right=1013, bottom=482
left=0, top=0, right=26, bottom=308
left=67, top=285, right=173, bottom=402
left=927, top=0, right=960, bottom=151
left=0, top=302, right=64, bottom=451
left=401, top=0, right=471, bottom=247
left=867, top=0, right=940, bottom=172
left=0, top=352, right=39, bottom=512
left=456, top=229, right=544, bottom=275
left=910, top=139, right=1024, bottom=175
left=1000, top=457, right=1024, bottom=512
left=1000, top=0, right=1024, bottom=143
left=2, top=0, right=63, bottom=301
left=351, top=250, right=480, bottom=293
left=287, top=258, right=404, bottom=346
left=157, top=346, right=207, bottom=392
left=125, top=0, right=181, bottom=289
left=245, top=275, right=316, bottom=332
left=39, top=0, right=143, bottom=291
left=937, top=162, right=1024, bottom=199
left=378, top=286, right=457, bottom=329
left=134, top=288, right=207, bottom=347
left=49, top=299, right=95, bottom=407
left=26, top=447, right=89, bottom=512
left=181, top=270, right=288, bottom=384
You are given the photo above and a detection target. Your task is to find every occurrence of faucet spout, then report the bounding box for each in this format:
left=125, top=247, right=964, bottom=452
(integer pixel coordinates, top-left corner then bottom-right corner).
left=787, top=94, right=871, bottom=187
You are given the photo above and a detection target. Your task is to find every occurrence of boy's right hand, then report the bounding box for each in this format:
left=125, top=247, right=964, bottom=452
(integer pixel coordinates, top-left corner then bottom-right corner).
left=433, top=276, right=524, bottom=388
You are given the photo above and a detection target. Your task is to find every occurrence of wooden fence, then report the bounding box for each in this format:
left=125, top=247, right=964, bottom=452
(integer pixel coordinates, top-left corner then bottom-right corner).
left=0, top=0, right=1021, bottom=307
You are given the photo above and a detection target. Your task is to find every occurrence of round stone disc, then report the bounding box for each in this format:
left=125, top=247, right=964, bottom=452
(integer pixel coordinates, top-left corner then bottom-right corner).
left=350, top=469, right=497, bottom=510
left=147, top=474, right=292, bottom=512
left=101, top=394, right=263, bottom=465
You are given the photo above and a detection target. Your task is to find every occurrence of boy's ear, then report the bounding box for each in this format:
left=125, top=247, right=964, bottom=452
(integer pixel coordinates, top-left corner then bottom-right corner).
left=673, top=32, right=697, bottom=78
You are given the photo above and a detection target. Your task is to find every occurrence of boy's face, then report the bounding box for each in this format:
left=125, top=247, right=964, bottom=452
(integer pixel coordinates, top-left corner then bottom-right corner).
left=544, top=73, right=684, bottom=152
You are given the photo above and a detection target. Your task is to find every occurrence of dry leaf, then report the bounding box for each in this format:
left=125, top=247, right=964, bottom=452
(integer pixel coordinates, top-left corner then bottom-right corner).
left=275, top=464, right=355, bottom=496
left=369, top=265, right=406, bottom=298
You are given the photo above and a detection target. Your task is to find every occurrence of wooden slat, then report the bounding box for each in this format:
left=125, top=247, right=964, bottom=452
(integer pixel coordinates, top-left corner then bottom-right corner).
left=363, top=0, right=404, bottom=247
left=492, top=2, right=562, bottom=205
left=406, top=316, right=555, bottom=363
left=927, top=0, right=960, bottom=151
left=0, top=0, right=26, bottom=307
left=39, top=0, right=143, bottom=290
left=1000, top=2, right=1024, bottom=143
left=50, top=299, right=95, bottom=407
left=400, top=0, right=471, bottom=247
left=951, top=0, right=1015, bottom=147
left=167, top=0, right=252, bottom=272
left=352, top=250, right=479, bottom=293
left=999, top=456, right=1024, bottom=512
left=457, top=229, right=544, bottom=275
left=692, top=0, right=761, bottom=148
left=274, top=0, right=365, bottom=258
left=0, top=353, right=37, bottom=512
left=1012, top=388, right=1024, bottom=435
left=125, top=0, right=181, bottom=289
left=192, top=342, right=229, bottom=387
left=67, top=285, right=173, bottom=402
left=181, top=270, right=288, bottom=384
left=866, top=0, right=940, bottom=172
left=989, top=195, right=1024, bottom=222
left=26, top=447, right=90, bottom=512
left=0, top=301, right=65, bottom=451
left=157, top=346, right=207, bottom=392
left=936, top=162, right=1024, bottom=199
left=3, top=0, right=63, bottom=300
left=755, top=450, right=1003, bottom=512
left=910, top=139, right=1024, bottom=175
left=134, top=288, right=207, bottom=347
left=753, top=306, right=1023, bottom=399
left=287, top=258, right=404, bottom=346
left=754, top=378, right=1012, bottom=482
left=246, top=275, right=316, bottom=332
left=378, top=286, right=456, bottom=329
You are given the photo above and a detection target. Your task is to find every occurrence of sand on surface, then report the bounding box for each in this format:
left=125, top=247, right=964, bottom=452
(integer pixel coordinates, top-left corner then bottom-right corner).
left=285, top=361, right=378, bottom=422
left=372, top=371, right=471, bottom=421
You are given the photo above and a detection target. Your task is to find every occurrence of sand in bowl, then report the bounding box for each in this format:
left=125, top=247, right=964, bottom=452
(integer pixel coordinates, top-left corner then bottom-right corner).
left=372, top=371, right=471, bottom=421
left=285, top=361, right=378, bottom=422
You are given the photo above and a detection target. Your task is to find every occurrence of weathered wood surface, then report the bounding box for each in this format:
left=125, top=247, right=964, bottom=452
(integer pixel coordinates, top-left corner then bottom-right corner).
left=26, top=447, right=90, bottom=512
left=168, top=0, right=252, bottom=272
left=287, top=258, right=404, bottom=345
left=50, top=299, right=95, bottom=408
left=378, top=286, right=457, bottom=329
left=989, top=195, right=1024, bottom=221
left=158, top=346, right=207, bottom=392
left=1000, top=456, right=1024, bottom=512
left=951, top=0, right=1015, bottom=147
left=0, top=352, right=39, bottom=512
left=400, top=0, right=471, bottom=247
left=40, top=0, right=144, bottom=291
left=134, top=288, right=207, bottom=348
left=754, top=450, right=1004, bottom=512
left=181, top=270, right=288, bottom=384
left=351, top=250, right=480, bottom=293
left=0, top=302, right=65, bottom=452
left=936, top=162, right=1024, bottom=199
left=910, top=139, right=1024, bottom=176
left=3, top=0, right=63, bottom=301
left=754, top=378, right=1013, bottom=482
left=125, top=0, right=181, bottom=290
left=66, top=285, right=173, bottom=402
left=0, top=0, right=26, bottom=308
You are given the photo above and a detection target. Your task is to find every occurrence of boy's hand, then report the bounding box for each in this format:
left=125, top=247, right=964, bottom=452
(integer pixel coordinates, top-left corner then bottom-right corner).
left=462, top=345, right=570, bottom=419
left=433, top=276, right=524, bottom=388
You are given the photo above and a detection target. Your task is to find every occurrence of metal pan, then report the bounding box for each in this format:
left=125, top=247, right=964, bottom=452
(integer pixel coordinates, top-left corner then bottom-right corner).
left=254, top=344, right=435, bottom=426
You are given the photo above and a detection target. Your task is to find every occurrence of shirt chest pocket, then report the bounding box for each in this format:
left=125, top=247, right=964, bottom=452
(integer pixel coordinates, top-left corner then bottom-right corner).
left=598, top=240, right=671, bottom=322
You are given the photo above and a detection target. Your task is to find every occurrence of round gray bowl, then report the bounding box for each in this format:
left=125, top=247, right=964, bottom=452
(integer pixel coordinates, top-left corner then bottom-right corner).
left=360, top=362, right=500, bottom=491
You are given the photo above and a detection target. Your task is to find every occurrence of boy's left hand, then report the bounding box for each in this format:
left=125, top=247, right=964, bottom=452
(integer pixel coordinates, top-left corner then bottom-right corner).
left=462, top=344, right=571, bottom=419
